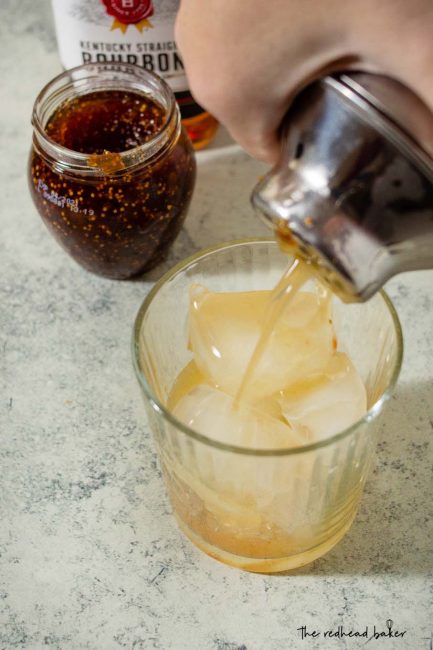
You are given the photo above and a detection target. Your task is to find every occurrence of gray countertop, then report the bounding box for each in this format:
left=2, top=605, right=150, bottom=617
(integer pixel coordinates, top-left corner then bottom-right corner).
left=1, top=1, right=432, bottom=648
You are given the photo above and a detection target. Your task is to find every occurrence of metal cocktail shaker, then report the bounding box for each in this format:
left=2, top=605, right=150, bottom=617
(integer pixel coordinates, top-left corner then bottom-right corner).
left=252, top=72, right=433, bottom=301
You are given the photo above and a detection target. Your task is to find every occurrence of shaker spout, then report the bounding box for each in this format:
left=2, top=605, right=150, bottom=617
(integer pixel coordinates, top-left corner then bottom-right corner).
left=252, top=167, right=392, bottom=302
left=252, top=163, right=330, bottom=234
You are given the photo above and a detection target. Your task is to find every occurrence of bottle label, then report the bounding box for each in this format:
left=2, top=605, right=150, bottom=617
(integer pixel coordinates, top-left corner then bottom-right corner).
left=51, top=0, right=187, bottom=92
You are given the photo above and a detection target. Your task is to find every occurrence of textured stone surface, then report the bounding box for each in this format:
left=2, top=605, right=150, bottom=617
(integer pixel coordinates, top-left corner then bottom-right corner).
left=0, top=1, right=432, bottom=648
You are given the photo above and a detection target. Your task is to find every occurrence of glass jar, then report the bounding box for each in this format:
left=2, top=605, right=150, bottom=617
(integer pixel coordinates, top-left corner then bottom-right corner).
left=132, top=240, right=403, bottom=572
left=28, top=63, right=196, bottom=279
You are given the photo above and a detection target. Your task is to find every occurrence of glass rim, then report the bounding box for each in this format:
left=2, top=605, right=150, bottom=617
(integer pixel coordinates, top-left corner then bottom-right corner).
left=31, top=62, right=179, bottom=176
left=132, top=238, right=404, bottom=456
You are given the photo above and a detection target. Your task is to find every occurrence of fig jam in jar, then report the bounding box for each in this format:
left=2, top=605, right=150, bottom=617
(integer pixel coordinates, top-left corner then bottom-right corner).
left=28, top=63, right=196, bottom=279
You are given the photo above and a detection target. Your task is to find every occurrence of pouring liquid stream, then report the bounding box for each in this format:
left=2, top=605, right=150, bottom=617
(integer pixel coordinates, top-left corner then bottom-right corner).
left=234, top=256, right=314, bottom=407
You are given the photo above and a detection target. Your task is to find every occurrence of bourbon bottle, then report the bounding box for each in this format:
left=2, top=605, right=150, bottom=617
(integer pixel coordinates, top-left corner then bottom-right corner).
left=51, top=0, right=218, bottom=149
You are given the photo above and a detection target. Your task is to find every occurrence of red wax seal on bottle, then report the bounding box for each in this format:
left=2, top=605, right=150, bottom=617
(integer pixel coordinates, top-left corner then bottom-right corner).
left=102, top=0, right=154, bottom=24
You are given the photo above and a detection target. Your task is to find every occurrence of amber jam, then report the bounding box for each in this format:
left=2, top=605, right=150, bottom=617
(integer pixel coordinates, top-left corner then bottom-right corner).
left=29, top=64, right=196, bottom=279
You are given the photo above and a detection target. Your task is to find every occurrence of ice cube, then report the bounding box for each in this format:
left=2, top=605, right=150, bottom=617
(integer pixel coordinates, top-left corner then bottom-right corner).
left=170, top=384, right=316, bottom=533
left=166, top=360, right=206, bottom=411
left=279, top=352, right=367, bottom=440
left=188, top=285, right=334, bottom=399
left=173, top=384, right=305, bottom=449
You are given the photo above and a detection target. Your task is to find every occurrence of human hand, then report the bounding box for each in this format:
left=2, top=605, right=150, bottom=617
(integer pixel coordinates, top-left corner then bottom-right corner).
left=175, top=0, right=433, bottom=162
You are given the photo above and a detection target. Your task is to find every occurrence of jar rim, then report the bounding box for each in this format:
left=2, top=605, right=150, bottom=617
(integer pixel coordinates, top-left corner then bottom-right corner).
left=31, top=62, right=180, bottom=177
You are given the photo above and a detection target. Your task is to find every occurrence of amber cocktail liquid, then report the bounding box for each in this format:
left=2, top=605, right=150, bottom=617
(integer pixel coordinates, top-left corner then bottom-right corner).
left=133, top=240, right=401, bottom=573
left=166, top=257, right=369, bottom=571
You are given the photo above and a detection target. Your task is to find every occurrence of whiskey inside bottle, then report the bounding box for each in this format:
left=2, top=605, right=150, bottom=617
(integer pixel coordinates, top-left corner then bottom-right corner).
left=176, top=90, right=219, bottom=150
